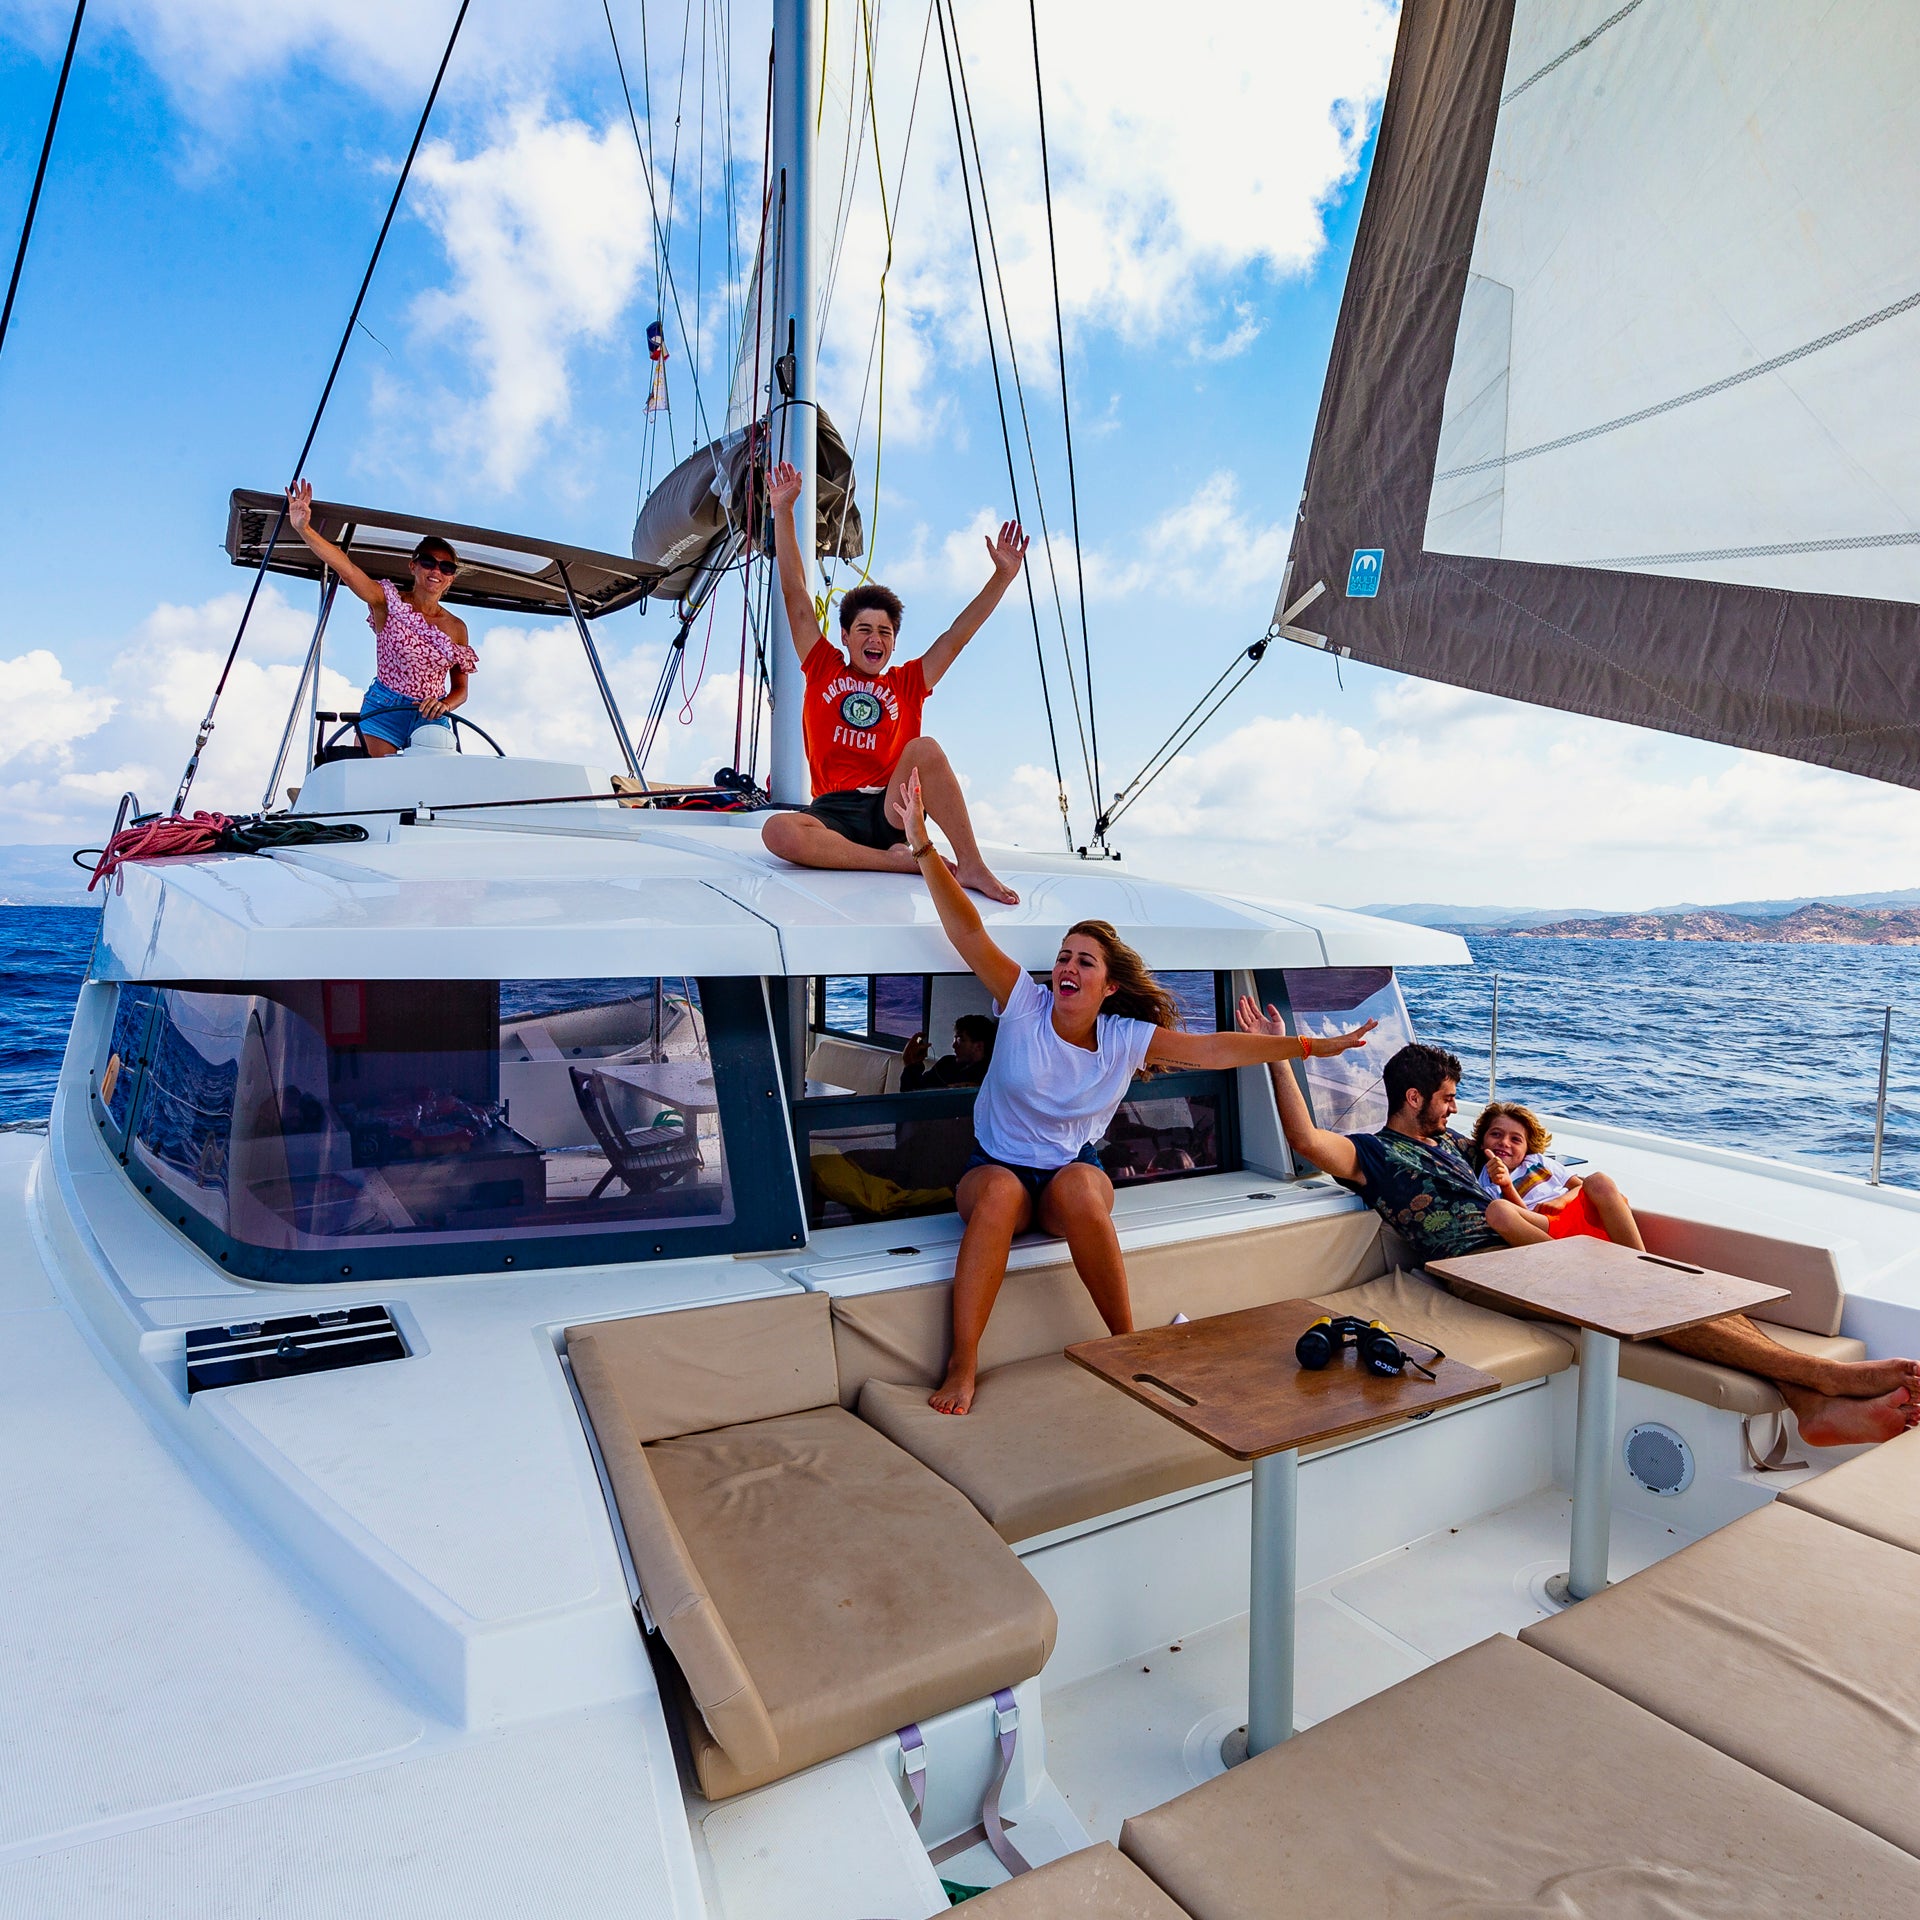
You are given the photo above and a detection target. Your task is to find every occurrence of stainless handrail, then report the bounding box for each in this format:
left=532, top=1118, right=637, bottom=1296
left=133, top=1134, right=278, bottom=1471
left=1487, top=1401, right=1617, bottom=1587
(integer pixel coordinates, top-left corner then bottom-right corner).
left=1873, top=1006, right=1893, bottom=1185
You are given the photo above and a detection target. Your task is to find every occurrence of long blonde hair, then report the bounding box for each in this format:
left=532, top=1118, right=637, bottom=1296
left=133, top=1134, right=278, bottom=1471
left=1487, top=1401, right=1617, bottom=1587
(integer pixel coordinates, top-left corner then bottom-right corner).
left=1064, top=920, right=1181, bottom=1030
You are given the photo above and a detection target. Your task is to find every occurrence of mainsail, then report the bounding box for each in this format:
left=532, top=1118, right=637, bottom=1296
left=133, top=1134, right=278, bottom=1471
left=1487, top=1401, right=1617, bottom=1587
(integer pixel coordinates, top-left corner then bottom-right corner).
left=1290, top=0, right=1920, bottom=788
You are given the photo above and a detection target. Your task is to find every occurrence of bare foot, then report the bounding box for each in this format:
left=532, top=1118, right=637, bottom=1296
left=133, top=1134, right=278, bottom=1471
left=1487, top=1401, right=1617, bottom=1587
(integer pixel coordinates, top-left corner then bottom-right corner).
left=955, top=861, right=1019, bottom=906
left=1784, top=1382, right=1915, bottom=1446
left=1816, top=1355, right=1920, bottom=1399
left=929, top=1365, right=976, bottom=1415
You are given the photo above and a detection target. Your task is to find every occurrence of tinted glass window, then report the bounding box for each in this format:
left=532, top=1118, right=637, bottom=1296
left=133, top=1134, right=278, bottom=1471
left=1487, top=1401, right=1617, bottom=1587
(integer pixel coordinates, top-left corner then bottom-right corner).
left=1280, top=967, right=1415, bottom=1134
left=100, top=983, right=159, bottom=1132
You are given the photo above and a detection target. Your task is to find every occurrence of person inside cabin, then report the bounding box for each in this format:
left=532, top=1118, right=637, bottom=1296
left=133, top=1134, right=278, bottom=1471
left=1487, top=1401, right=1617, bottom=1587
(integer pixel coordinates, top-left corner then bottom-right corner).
left=758, top=460, right=1026, bottom=905
left=902, top=1013, right=996, bottom=1091
left=906, top=769, right=1377, bottom=1414
left=1237, top=1003, right=1920, bottom=1446
left=285, top=482, right=477, bottom=756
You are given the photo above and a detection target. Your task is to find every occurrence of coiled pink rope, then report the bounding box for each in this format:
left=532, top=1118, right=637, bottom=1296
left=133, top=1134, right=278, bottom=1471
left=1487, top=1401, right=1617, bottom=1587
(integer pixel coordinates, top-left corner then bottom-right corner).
left=88, top=812, right=231, bottom=891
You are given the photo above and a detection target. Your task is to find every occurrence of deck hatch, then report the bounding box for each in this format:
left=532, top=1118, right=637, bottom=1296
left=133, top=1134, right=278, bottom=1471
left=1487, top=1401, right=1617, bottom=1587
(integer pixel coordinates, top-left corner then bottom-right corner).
left=186, top=1305, right=408, bottom=1393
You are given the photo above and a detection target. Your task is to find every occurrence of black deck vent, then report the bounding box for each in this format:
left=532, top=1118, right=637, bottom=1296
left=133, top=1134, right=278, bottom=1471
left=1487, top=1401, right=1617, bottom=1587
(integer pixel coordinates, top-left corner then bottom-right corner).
left=186, top=1305, right=408, bottom=1394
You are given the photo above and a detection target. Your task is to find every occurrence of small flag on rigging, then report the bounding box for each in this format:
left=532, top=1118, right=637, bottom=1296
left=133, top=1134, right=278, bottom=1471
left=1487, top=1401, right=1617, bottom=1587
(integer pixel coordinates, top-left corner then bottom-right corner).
left=646, top=319, right=670, bottom=414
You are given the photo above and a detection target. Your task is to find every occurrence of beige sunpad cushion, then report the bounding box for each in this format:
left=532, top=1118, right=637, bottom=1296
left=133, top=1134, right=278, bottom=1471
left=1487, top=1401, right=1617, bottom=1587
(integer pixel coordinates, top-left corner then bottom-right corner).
left=829, top=1210, right=1389, bottom=1407
left=1521, top=1501, right=1920, bottom=1858
left=567, top=1331, right=779, bottom=1775
left=649, top=1404, right=1056, bottom=1799
left=962, top=1844, right=1191, bottom=1918
left=565, top=1290, right=838, bottom=1442
left=1119, top=1633, right=1920, bottom=1917
left=1781, top=1424, right=1920, bottom=1554
left=1311, top=1268, right=1574, bottom=1388
left=1638, top=1211, right=1846, bottom=1336
left=859, top=1353, right=1235, bottom=1542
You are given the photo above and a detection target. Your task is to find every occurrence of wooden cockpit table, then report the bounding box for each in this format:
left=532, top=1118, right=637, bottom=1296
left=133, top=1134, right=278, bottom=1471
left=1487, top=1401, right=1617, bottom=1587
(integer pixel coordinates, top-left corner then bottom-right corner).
left=1427, top=1239, right=1788, bottom=1606
left=1067, top=1298, right=1498, bottom=1759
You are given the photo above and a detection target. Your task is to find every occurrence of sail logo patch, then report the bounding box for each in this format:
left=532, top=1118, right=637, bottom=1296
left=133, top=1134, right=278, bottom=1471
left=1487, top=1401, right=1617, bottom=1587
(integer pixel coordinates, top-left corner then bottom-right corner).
left=838, top=688, right=886, bottom=730
left=1346, top=548, right=1385, bottom=598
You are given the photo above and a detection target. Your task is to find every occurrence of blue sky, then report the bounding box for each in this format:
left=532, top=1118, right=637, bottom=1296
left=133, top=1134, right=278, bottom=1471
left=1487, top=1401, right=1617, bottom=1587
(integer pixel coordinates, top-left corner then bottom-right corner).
left=5, top=0, right=1920, bottom=912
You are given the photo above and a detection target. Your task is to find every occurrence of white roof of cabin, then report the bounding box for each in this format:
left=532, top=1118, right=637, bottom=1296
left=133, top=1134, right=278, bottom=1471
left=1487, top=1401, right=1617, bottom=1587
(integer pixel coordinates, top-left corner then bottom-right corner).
left=92, top=755, right=1469, bottom=980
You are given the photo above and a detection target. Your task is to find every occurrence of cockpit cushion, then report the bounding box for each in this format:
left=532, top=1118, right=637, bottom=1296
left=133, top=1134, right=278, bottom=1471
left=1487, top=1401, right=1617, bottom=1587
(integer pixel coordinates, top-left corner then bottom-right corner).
left=1520, top=1501, right=1920, bottom=1860
left=1780, top=1423, right=1920, bottom=1555
left=1309, top=1269, right=1574, bottom=1389
left=648, top=1403, right=1057, bottom=1800
left=959, top=1843, right=1192, bottom=1917
left=1118, top=1633, right=1920, bottom=1917
left=858, top=1353, right=1233, bottom=1543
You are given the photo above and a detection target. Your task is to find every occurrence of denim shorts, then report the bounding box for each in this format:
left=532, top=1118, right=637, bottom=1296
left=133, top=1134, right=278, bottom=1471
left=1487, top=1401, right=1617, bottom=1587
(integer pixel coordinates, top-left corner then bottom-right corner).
left=965, top=1140, right=1104, bottom=1207
left=358, top=678, right=451, bottom=749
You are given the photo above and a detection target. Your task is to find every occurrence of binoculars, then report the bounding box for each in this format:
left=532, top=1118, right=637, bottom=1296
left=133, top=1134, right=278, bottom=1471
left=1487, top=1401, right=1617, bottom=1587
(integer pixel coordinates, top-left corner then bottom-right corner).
left=1294, top=1314, right=1437, bottom=1379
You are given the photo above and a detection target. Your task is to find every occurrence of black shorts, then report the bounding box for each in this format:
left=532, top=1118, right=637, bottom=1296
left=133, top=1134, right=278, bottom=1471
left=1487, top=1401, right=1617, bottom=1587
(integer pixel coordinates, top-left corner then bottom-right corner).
left=965, top=1141, right=1104, bottom=1207
left=806, top=787, right=904, bottom=851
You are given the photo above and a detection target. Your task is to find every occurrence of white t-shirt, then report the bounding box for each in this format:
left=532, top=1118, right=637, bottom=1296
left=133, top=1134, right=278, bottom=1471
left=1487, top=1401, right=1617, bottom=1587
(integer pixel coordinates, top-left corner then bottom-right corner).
left=970, top=973, right=1159, bottom=1169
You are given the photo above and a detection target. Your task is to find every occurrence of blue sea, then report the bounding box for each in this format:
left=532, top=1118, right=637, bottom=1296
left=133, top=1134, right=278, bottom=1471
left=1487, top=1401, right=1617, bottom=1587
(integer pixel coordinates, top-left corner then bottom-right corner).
left=11, top=910, right=1920, bottom=1188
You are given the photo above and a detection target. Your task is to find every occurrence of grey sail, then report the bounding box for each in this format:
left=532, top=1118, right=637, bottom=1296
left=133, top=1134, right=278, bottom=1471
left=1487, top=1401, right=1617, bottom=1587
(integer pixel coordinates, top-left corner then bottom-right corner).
left=1290, top=0, right=1920, bottom=787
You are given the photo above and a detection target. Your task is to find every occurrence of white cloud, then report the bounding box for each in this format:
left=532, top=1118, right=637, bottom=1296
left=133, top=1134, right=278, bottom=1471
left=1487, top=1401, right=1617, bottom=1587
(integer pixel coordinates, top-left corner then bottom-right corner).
left=404, top=108, right=654, bottom=490
left=968, top=680, right=1920, bottom=916
left=816, top=0, right=1399, bottom=437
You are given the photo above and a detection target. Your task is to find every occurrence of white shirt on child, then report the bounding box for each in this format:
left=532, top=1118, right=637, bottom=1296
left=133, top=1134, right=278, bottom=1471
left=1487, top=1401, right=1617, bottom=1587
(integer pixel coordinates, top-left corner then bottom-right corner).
left=970, top=973, right=1159, bottom=1169
left=1478, top=1150, right=1578, bottom=1210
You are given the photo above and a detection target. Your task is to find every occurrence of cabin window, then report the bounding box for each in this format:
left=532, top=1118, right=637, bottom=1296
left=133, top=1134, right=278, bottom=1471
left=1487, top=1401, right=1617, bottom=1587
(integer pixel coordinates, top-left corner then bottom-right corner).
left=1256, top=967, right=1415, bottom=1136
left=793, top=970, right=1239, bottom=1228
left=96, top=976, right=800, bottom=1281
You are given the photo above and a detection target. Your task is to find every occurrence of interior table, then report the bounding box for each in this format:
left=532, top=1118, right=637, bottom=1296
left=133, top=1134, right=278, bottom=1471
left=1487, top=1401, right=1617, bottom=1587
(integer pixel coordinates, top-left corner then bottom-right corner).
left=1427, top=1239, right=1787, bottom=1606
left=1067, top=1298, right=1497, bottom=1759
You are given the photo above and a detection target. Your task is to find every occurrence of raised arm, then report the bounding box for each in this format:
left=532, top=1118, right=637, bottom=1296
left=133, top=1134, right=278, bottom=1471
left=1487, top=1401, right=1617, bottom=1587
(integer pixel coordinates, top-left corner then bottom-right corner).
left=1144, top=1021, right=1375, bottom=1074
left=767, top=461, right=823, bottom=667
left=285, top=482, right=385, bottom=611
left=902, top=769, right=1023, bottom=1006
left=1232, top=995, right=1364, bottom=1182
left=918, top=519, right=1029, bottom=688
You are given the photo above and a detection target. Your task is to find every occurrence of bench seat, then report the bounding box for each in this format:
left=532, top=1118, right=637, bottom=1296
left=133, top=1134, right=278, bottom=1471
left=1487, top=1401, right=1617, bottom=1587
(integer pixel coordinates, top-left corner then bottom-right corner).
left=1781, top=1423, right=1920, bottom=1553
left=1541, top=1319, right=1867, bottom=1416
left=1311, top=1268, right=1574, bottom=1389
left=859, top=1354, right=1234, bottom=1543
left=1521, top=1501, right=1920, bottom=1859
left=959, top=1843, right=1191, bottom=1917
left=1118, top=1633, right=1920, bottom=1917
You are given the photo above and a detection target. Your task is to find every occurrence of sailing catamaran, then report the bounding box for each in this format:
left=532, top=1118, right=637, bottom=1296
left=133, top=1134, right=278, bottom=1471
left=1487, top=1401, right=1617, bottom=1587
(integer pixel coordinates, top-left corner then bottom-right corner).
left=7, top=1, right=1920, bottom=1913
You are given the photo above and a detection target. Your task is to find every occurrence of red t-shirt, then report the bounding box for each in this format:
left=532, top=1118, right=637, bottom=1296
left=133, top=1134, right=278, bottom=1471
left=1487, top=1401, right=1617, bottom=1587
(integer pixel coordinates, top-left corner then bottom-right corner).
left=802, top=637, right=929, bottom=795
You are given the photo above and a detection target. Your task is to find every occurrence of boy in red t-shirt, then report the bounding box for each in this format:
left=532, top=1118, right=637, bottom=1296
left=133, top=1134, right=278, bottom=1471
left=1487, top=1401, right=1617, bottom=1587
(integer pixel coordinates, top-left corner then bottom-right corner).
left=759, top=460, right=1026, bottom=904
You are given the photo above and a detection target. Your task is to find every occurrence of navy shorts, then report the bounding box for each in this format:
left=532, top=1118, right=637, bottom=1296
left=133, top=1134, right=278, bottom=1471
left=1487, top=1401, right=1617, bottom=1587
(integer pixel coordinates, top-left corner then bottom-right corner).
left=965, top=1140, right=1104, bottom=1208
left=805, top=787, right=904, bottom=851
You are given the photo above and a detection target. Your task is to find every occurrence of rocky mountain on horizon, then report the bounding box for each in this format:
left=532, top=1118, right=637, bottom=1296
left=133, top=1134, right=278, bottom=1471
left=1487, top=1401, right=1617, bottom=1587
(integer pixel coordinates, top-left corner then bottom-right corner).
left=1511, top=903, right=1920, bottom=945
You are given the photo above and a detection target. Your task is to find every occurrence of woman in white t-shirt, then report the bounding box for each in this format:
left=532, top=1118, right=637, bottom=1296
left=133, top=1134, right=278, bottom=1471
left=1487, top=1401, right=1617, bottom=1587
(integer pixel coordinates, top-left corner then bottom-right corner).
left=900, top=772, right=1378, bottom=1414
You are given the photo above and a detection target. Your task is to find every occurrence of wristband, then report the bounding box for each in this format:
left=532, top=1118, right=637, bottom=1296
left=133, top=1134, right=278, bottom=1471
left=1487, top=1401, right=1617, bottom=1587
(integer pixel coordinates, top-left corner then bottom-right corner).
left=1299, top=1033, right=1314, bottom=1059
left=908, top=840, right=934, bottom=859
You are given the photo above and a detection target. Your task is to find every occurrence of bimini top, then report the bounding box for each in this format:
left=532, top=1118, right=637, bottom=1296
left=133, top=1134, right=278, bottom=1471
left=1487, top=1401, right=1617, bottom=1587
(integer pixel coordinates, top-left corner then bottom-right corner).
left=225, top=490, right=660, bottom=619
left=90, top=754, right=1470, bottom=981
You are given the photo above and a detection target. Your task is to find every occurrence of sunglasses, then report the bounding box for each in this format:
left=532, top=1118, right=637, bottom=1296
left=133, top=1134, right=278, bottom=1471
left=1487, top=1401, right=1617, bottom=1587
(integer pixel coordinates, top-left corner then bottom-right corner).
left=414, top=554, right=457, bottom=574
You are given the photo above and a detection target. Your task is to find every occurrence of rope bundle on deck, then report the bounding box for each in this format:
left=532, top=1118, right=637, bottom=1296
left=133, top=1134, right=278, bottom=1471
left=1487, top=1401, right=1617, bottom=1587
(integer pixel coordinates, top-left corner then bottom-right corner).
left=81, top=813, right=369, bottom=890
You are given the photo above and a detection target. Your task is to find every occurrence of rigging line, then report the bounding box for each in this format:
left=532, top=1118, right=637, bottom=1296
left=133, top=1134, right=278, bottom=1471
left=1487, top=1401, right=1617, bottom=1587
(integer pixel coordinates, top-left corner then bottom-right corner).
left=816, top=0, right=874, bottom=341
left=1437, top=284, right=1920, bottom=482
left=693, top=0, right=709, bottom=400
left=602, top=0, right=713, bottom=447
left=942, top=0, right=1095, bottom=814
left=1026, top=0, right=1100, bottom=819
left=934, top=0, right=1072, bottom=850
left=1100, top=641, right=1270, bottom=833
left=1503, top=0, right=1646, bottom=105
left=173, top=0, right=471, bottom=818
left=0, top=0, right=85, bottom=372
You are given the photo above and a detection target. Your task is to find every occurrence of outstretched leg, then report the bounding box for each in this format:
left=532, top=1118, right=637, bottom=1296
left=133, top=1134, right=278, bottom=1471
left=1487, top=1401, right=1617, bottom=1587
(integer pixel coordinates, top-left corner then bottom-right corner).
left=886, top=738, right=1019, bottom=904
left=1658, top=1311, right=1920, bottom=1406
left=931, top=1164, right=1032, bottom=1415
left=1037, top=1161, right=1132, bottom=1336
left=761, top=809, right=922, bottom=875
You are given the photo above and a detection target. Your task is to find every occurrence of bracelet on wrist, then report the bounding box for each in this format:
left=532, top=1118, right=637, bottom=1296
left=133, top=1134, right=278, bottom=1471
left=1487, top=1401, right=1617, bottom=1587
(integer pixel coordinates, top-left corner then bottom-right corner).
left=1299, top=1033, right=1314, bottom=1059
left=909, top=840, right=934, bottom=859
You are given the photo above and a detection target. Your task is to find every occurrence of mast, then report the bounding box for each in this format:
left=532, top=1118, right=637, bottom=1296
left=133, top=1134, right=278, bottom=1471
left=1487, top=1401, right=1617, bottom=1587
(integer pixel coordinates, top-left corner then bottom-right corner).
left=766, top=0, right=818, bottom=804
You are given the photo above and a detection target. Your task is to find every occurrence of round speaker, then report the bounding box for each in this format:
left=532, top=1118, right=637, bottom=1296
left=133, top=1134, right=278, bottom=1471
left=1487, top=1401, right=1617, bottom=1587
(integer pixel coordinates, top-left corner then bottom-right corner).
left=1624, top=1421, right=1694, bottom=1496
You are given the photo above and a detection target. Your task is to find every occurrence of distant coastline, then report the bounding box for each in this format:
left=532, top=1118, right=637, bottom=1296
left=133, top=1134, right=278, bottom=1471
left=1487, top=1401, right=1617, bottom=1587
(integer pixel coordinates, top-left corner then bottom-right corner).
left=1507, top=903, right=1920, bottom=946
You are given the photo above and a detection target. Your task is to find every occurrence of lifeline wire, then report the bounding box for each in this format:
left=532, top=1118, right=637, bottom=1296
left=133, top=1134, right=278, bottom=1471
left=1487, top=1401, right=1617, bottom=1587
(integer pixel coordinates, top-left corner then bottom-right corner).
left=934, top=0, right=1073, bottom=849
left=172, top=0, right=472, bottom=817
left=0, top=0, right=86, bottom=371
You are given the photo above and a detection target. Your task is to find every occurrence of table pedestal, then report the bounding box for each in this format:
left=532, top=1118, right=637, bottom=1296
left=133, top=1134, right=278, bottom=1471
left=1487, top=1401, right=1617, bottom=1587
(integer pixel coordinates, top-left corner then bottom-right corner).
left=1547, top=1327, right=1620, bottom=1607
left=1240, top=1446, right=1299, bottom=1760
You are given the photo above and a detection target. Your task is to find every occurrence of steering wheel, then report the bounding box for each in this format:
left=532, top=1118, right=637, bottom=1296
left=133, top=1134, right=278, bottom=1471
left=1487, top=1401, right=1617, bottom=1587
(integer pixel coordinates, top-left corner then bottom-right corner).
left=316, top=711, right=506, bottom=758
